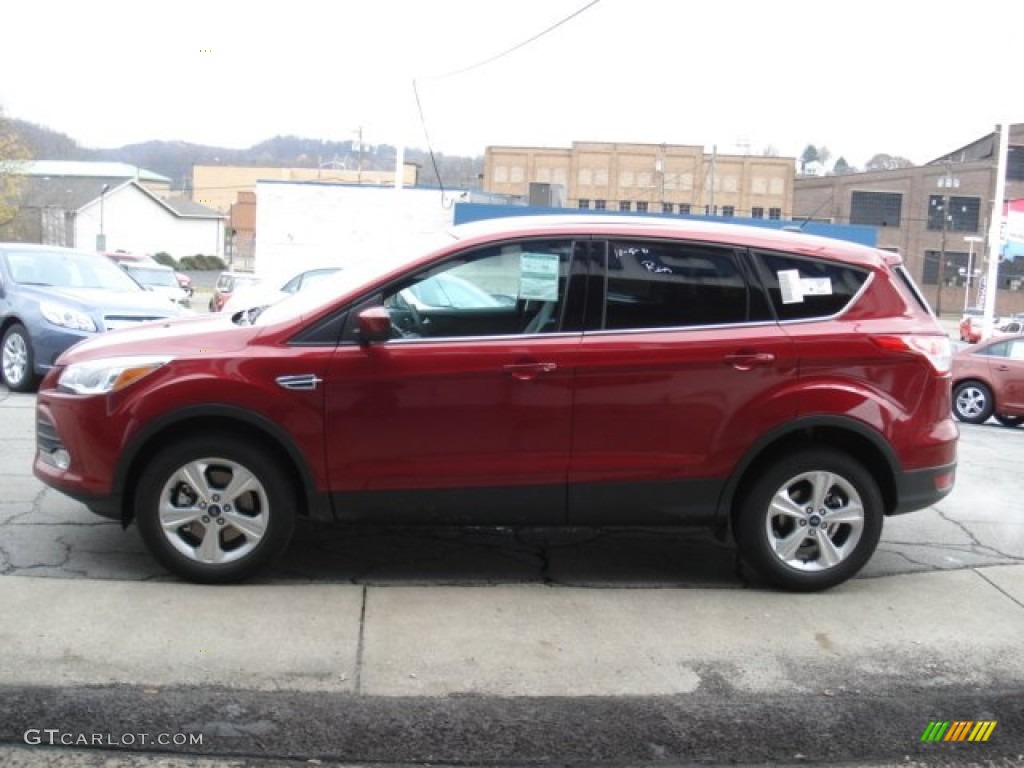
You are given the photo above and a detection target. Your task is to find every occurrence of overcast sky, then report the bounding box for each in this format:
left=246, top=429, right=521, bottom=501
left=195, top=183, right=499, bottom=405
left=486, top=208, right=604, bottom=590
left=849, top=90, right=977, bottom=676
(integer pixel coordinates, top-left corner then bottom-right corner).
left=2, top=0, right=1019, bottom=167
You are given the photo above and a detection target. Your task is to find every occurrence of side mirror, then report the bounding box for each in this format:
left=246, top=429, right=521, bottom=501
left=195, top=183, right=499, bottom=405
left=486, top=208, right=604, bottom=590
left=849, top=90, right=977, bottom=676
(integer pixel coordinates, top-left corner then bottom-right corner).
left=356, top=306, right=392, bottom=344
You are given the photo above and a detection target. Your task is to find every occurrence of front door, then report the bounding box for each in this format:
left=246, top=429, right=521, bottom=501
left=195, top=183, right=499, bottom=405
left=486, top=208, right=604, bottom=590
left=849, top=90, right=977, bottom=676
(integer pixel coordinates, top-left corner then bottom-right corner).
left=324, top=239, right=583, bottom=524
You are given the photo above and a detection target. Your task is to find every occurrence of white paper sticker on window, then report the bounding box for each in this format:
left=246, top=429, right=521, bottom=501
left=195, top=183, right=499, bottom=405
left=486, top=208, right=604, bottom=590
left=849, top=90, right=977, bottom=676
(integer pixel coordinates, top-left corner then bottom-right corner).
left=778, top=269, right=803, bottom=304
left=519, top=252, right=559, bottom=301
left=800, top=277, right=833, bottom=296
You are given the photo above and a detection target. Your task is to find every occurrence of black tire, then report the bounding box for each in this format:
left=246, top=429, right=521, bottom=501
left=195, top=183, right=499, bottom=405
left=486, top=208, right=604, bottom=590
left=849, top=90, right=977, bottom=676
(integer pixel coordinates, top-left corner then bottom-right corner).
left=953, top=381, right=994, bottom=425
left=135, top=435, right=296, bottom=583
left=1, top=323, right=38, bottom=392
left=994, top=413, right=1024, bottom=428
left=735, top=449, right=884, bottom=592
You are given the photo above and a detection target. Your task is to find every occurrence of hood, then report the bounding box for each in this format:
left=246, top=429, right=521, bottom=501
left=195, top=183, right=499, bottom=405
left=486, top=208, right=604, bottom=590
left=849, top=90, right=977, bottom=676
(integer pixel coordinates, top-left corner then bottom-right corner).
left=57, top=312, right=259, bottom=365
left=23, top=285, right=185, bottom=315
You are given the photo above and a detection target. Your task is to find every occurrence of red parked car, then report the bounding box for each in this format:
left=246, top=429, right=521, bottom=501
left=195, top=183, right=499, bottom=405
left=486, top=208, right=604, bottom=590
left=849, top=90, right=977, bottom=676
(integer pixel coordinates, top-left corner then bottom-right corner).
left=952, top=334, right=1024, bottom=427
left=33, top=216, right=957, bottom=590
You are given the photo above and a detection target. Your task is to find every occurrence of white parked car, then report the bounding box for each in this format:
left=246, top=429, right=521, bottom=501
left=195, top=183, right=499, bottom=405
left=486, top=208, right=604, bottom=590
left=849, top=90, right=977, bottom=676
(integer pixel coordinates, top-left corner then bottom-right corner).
left=118, top=262, right=192, bottom=307
left=222, top=267, right=342, bottom=313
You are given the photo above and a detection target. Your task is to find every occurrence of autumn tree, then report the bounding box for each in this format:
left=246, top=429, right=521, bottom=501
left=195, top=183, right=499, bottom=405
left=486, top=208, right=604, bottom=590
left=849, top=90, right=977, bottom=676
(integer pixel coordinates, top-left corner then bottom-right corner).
left=0, top=109, right=31, bottom=227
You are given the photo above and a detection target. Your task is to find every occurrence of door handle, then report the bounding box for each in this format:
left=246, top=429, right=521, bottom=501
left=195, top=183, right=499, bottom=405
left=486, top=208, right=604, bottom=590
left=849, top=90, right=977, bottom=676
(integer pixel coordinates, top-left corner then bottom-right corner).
left=723, top=352, right=775, bottom=370
left=503, top=362, right=557, bottom=380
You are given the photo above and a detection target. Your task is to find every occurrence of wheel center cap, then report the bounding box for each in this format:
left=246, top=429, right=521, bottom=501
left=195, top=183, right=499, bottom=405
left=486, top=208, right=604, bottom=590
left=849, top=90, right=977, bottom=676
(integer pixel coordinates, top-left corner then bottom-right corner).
left=809, top=514, right=822, bottom=527
left=208, top=504, right=222, bottom=516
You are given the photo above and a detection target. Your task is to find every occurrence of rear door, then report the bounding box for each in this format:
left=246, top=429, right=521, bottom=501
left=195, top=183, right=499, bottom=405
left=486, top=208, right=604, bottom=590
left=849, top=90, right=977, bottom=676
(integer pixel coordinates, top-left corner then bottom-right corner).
left=987, top=337, right=1024, bottom=411
left=568, top=238, right=797, bottom=524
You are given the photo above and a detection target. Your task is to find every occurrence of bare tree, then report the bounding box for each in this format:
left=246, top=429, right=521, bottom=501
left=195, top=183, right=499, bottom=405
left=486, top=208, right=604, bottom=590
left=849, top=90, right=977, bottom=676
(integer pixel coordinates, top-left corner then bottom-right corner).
left=865, top=153, right=914, bottom=171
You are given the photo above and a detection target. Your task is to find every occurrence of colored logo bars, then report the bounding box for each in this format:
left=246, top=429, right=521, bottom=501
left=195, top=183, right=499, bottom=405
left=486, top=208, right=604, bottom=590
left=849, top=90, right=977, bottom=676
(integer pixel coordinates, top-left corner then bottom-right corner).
left=921, top=721, right=997, bottom=742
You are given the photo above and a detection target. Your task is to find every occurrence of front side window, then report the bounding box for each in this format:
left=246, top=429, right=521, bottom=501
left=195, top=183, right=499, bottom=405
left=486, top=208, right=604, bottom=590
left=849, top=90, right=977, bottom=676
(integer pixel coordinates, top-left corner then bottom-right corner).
left=752, top=249, right=870, bottom=321
left=380, top=240, right=575, bottom=339
left=602, top=240, right=769, bottom=330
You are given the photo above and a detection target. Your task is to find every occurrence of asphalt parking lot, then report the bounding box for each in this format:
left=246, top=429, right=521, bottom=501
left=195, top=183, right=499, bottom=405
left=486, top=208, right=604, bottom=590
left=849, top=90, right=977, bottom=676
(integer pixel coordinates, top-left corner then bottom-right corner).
left=1, top=341, right=1023, bottom=765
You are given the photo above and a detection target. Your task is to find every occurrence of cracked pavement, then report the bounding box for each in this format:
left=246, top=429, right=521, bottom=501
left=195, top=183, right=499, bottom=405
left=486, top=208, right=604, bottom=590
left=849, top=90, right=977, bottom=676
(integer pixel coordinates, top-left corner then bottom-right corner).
left=3, top=384, right=1024, bottom=766
left=2, top=384, right=1022, bottom=586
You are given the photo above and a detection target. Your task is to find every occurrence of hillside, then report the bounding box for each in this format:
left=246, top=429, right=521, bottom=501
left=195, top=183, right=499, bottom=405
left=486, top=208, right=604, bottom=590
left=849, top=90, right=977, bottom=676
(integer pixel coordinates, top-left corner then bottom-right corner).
left=10, top=118, right=483, bottom=191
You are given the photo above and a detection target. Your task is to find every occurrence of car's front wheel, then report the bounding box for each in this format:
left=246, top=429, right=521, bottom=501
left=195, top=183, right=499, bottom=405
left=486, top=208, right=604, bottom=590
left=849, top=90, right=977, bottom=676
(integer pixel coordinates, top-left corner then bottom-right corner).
left=135, top=435, right=296, bottom=583
left=953, top=381, right=994, bottom=424
left=1, top=323, right=38, bottom=392
left=735, top=449, right=884, bottom=591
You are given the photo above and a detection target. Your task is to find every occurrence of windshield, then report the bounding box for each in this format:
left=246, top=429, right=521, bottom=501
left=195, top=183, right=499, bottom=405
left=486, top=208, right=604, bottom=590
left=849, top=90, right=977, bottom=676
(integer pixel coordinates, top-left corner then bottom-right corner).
left=5, top=249, right=144, bottom=291
left=123, top=265, right=179, bottom=288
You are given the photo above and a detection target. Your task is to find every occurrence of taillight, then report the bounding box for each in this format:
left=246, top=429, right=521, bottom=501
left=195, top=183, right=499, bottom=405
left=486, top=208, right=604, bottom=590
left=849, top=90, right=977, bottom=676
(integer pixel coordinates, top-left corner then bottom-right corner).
left=870, top=335, right=952, bottom=375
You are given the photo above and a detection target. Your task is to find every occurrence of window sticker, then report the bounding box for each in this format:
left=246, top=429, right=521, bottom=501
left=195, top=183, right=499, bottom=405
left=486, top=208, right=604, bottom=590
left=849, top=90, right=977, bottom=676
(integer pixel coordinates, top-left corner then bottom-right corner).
left=778, top=269, right=803, bottom=304
left=519, top=252, right=559, bottom=301
left=801, top=277, right=833, bottom=296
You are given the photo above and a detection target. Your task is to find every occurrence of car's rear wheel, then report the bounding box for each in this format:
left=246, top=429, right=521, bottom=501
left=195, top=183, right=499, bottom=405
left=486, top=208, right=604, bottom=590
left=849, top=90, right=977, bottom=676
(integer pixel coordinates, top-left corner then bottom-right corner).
left=1, top=324, right=38, bottom=393
left=994, top=413, right=1024, bottom=428
left=135, top=435, right=296, bottom=583
left=953, top=381, right=994, bottom=424
left=735, top=449, right=884, bottom=592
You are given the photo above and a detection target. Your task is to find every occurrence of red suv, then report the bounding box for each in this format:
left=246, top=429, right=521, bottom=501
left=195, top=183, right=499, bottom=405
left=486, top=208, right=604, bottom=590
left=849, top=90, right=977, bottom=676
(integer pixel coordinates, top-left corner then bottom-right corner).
left=33, top=216, right=957, bottom=590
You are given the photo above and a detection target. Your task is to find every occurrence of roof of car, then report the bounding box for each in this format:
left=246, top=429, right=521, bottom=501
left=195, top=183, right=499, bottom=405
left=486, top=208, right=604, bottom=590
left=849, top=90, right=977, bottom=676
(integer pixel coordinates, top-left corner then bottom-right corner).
left=447, top=214, right=888, bottom=266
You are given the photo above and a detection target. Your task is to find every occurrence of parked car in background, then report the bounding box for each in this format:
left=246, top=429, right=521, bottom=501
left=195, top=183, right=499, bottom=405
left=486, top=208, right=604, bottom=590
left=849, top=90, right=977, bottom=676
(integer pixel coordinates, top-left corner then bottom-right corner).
left=33, top=216, right=957, bottom=591
left=1, top=243, right=188, bottom=392
left=117, top=261, right=192, bottom=307
left=209, top=271, right=262, bottom=312
left=993, top=319, right=1024, bottom=338
left=951, top=334, right=1024, bottom=427
left=175, top=272, right=194, bottom=297
left=222, top=267, right=342, bottom=314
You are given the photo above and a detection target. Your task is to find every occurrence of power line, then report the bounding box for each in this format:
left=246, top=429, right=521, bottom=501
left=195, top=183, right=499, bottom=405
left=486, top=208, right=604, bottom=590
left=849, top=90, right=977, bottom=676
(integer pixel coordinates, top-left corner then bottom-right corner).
left=412, top=0, right=602, bottom=196
left=422, top=0, right=602, bottom=82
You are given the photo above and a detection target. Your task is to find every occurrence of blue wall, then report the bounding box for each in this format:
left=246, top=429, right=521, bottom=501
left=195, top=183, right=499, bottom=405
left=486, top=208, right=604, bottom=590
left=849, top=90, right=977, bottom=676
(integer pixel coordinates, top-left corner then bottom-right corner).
left=452, top=203, right=878, bottom=247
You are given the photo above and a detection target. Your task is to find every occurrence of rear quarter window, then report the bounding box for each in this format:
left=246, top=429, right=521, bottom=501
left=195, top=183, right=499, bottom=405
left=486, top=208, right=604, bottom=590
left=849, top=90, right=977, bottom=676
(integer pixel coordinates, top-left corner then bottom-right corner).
left=751, top=249, right=869, bottom=321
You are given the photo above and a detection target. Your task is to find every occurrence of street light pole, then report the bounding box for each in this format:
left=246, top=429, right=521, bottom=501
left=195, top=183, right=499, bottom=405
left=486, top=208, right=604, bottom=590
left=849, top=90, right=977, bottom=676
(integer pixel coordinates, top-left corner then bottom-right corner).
left=96, top=183, right=109, bottom=252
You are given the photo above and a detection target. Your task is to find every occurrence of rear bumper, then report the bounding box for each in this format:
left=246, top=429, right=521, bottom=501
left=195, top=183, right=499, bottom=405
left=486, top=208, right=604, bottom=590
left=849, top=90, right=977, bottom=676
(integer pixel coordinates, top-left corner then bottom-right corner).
left=891, top=461, right=957, bottom=515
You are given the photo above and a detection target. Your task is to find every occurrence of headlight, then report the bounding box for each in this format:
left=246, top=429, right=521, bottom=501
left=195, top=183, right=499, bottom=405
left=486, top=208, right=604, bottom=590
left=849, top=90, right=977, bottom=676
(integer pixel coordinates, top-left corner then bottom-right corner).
left=40, top=301, right=97, bottom=332
left=59, top=356, right=174, bottom=395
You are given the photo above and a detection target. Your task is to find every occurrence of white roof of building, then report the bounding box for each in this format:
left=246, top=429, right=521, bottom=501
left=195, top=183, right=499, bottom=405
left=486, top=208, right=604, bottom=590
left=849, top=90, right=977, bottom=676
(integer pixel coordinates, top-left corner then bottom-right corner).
left=21, top=161, right=170, bottom=183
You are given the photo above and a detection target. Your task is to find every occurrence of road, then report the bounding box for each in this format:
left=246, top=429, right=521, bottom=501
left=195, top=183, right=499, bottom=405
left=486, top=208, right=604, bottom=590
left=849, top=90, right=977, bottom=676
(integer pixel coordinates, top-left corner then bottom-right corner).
left=1, top=382, right=1023, bottom=766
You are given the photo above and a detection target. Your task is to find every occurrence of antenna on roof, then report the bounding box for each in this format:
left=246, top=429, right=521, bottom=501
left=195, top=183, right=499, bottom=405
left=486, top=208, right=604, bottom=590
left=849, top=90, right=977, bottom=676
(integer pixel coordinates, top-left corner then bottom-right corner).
left=787, top=195, right=833, bottom=232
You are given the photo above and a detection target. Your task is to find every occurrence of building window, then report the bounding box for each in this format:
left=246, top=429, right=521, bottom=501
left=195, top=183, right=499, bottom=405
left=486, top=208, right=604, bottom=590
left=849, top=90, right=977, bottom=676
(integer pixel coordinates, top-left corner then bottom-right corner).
left=850, top=191, right=902, bottom=227
left=927, top=195, right=981, bottom=232
left=578, top=199, right=590, bottom=210
left=704, top=205, right=718, bottom=216
left=636, top=201, right=648, bottom=213
left=722, top=205, right=735, bottom=217
left=679, top=204, right=691, bottom=215
left=595, top=199, right=606, bottom=210
left=619, top=201, right=632, bottom=212
left=769, top=208, right=782, bottom=220
left=751, top=207, right=764, bottom=219
left=662, top=203, right=674, bottom=213
left=1009, top=146, right=1024, bottom=181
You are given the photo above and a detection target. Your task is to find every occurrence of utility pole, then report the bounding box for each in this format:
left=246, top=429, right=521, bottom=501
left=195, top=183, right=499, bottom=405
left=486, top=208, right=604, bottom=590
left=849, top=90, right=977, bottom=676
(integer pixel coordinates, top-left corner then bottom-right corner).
left=935, top=167, right=959, bottom=317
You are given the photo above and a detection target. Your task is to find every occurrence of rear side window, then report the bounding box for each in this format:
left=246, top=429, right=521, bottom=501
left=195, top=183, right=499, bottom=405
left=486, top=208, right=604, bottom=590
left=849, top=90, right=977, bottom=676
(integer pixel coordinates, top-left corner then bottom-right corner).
left=603, top=240, right=769, bottom=330
left=751, top=249, right=869, bottom=321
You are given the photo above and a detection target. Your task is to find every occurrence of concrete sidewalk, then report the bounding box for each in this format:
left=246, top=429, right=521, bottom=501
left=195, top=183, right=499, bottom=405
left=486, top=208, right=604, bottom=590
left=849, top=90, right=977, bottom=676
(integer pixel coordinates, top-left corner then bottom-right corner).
left=3, top=565, right=1022, bottom=698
